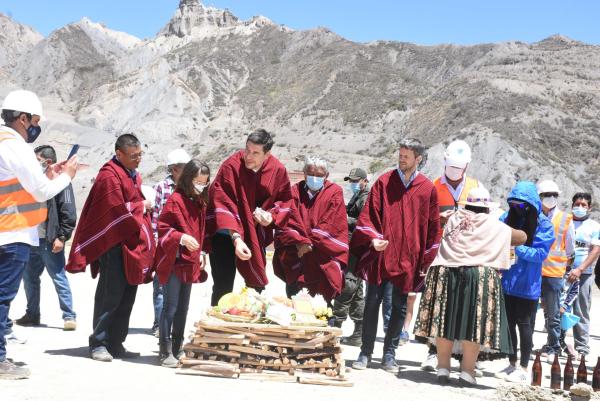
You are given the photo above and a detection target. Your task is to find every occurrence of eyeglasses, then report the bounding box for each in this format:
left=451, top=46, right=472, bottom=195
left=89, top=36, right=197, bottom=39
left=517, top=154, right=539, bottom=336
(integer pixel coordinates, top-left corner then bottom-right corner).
left=509, top=201, right=529, bottom=209
left=540, top=193, right=559, bottom=198
left=467, top=197, right=491, bottom=203
left=125, top=151, right=144, bottom=160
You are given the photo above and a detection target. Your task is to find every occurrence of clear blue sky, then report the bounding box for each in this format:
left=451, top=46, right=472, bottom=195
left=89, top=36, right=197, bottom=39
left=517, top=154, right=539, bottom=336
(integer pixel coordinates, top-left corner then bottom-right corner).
left=2, top=0, right=599, bottom=45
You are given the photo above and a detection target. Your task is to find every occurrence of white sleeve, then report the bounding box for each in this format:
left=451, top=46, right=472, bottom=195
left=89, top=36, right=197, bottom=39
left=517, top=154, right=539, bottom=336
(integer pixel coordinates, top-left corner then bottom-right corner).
left=2, top=140, right=71, bottom=202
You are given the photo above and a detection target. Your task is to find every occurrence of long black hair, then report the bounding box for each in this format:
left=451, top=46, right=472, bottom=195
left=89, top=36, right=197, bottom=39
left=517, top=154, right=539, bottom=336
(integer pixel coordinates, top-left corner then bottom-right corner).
left=505, top=201, right=538, bottom=247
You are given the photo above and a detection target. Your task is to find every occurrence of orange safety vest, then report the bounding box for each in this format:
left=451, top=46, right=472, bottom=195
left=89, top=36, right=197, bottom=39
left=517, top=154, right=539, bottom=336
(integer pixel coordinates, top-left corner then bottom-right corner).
left=542, top=210, right=573, bottom=278
left=0, top=132, right=48, bottom=232
left=433, top=176, right=480, bottom=213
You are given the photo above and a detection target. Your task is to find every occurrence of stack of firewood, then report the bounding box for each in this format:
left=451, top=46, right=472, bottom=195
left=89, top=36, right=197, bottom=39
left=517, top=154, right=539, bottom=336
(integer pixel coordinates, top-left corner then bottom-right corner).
left=176, top=320, right=352, bottom=386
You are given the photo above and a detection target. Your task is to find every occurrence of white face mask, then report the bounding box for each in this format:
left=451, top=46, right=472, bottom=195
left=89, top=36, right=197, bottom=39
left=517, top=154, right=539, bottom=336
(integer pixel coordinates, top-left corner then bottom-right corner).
left=444, top=166, right=464, bottom=181
left=194, top=184, right=207, bottom=193
left=542, top=196, right=558, bottom=209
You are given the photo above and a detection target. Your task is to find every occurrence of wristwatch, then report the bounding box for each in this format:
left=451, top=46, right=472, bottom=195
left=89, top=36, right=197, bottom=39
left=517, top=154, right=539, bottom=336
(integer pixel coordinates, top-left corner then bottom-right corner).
left=57, top=235, right=67, bottom=242
left=231, top=233, right=241, bottom=243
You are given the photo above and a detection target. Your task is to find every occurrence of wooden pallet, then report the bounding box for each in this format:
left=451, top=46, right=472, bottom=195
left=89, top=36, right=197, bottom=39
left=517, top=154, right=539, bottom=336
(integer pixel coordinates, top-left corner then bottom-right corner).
left=176, top=319, right=352, bottom=386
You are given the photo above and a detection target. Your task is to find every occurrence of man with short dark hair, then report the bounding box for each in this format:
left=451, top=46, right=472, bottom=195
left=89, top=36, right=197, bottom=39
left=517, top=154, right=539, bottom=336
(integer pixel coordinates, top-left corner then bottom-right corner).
left=0, top=90, right=78, bottom=379
left=67, top=133, right=154, bottom=362
left=16, top=145, right=77, bottom=331
left=208, top=129, right=308, bottom=304
left=351, top=138, right=440, bottom=373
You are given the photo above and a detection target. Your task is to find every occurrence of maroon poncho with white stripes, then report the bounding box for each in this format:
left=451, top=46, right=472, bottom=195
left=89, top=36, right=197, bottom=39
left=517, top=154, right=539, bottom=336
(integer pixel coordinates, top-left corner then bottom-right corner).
left=207, top=150, right=309, bottom=288
left=273, top=181, right=348, bottom=301
left=350, top=170, right=441, bottom=293
left=66, top=158, right=154, bottom=285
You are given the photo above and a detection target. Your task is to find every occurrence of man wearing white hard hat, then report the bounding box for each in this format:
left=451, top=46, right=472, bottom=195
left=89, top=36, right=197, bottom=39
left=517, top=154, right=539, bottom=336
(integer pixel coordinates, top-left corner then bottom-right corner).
left=0, top=90, right=78, bottom=379
left=149, top=148, right=191, bottom=336
left=536, top=179, right=575, bottom=363
left=421, top=139, right=484, bottom=372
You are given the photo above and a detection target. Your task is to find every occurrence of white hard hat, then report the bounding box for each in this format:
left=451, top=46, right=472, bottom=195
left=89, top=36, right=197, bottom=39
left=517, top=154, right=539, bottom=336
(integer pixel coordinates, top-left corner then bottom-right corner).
left=167, top=149, right=191, bottom=166
left=444, top=140, right=472, bottom=168
left=1, top=90, right=44, bottom=120
left=536, top=180, right=561, bottom=195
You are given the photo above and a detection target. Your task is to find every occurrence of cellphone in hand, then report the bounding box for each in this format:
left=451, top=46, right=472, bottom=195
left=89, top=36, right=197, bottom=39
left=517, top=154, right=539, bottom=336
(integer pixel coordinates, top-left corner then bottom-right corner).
left=67, top=144, right=80, bottom=160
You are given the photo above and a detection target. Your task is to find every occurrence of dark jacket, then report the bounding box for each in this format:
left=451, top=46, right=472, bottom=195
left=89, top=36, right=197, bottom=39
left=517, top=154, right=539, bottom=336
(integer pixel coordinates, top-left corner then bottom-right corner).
left=44, top=183, right=77, bottom=242
left=347, top=187, right=369, bottom=233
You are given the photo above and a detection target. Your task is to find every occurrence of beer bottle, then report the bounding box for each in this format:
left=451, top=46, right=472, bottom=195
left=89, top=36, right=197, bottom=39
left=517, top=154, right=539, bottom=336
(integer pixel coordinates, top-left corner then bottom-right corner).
left=577, top=354, right=588, bottom=384
left=564, top=355, right=574, bottom=391
left=550, top=353, right=561, bottom=390
left=592, top=356, right=600, bottom=391
left=532, top=351, right=542, bottom=386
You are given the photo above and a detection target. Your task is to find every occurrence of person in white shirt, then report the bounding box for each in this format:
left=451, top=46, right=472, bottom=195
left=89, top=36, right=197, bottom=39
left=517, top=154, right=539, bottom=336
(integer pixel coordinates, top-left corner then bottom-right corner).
left=566, top=192, right=600, bottom=357
left=0, top=90, right=78, bottom=379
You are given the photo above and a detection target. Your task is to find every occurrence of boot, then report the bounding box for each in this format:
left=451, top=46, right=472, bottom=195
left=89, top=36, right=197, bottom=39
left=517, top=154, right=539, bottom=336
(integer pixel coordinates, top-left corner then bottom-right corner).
left=342, top=321, right=362, bottom=347
left=159, top=341, right=178, bottom=368
left=172, top=338, right=185, bottom=360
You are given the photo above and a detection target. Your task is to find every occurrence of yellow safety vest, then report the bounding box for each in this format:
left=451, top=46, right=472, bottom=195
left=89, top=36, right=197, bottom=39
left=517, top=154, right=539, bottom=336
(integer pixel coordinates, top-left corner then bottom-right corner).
left=542, top=210, right=573, bottom=277
left=0, top=132, right=47, bottom=232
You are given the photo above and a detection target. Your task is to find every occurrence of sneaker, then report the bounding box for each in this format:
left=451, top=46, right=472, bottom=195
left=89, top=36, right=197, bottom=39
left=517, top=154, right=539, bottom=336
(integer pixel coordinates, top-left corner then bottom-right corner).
left=505, top=368, right=528, bottom=384
left=15, top=314, right=40, bottom=327
left=421, top=353, right=437, bottom=372
left=458, top=371, right=477, bottom=387
left=381, top=355, right=400, bottom=374
left=0, top=359, right=30, bottom=380
left=90, top=346, right=113, bottom=362
left=474, top=361, right=484, bottom=378
left=5, top=332, right=27, bottom=345
left=351, top=353, right=371, bottom=370
left=63, top=319, right=77, bottom=331
left=437, top=367, right=450, bottom=384
left=399, top=330, right=410, bottom=345
left=494, top=365, right=516, bottom=380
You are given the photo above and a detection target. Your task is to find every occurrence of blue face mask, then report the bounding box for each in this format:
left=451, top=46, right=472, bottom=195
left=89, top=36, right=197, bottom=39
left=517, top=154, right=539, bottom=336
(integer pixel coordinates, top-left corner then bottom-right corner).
left=350, top=182, right=360, bottom=194
left=306, top=175, right=325, bottom=192
left=572, top=206, right=589, bottom=219
left=27, top=125, right=41, bottom=143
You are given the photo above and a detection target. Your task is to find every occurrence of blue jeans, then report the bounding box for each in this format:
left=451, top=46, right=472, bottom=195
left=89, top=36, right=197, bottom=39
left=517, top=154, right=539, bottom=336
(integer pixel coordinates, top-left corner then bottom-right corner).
left=361, top=281, right=407, bottom=358
left=541, top=276, right=563, bottom=354
left=152, top=275, right=163, bottom=329
left=381, top=281, right=392, bottom=331
left=23, top=238, right=76, bottom=320
left=0, top=243, right=31, bottom=361
left=159, top=273, right=192, bottom=352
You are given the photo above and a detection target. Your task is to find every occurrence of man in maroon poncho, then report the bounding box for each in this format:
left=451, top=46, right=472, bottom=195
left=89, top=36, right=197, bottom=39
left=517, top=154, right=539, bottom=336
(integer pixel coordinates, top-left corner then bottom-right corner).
left=207, top=129, right=310, bottom=305
left=66, top=134, right=154, bottom=362
left=273, top=155, right=348, bottom=302
left=350, top=138, right=440, bottom=373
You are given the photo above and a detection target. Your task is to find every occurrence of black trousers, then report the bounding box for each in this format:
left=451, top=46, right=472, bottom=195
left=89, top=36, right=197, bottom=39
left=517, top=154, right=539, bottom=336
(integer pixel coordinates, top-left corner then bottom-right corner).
left=89, top=246, right=138, bottom=351
left=209, top=233, right=237, bottom=306
left=505, top=294, right=538, bottom=368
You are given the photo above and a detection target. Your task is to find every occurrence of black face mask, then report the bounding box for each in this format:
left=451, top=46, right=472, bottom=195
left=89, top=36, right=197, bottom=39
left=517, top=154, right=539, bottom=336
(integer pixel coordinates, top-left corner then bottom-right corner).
left=26, top=125, right=41, bottom=143
left=509, top=201, right=530, bottom=218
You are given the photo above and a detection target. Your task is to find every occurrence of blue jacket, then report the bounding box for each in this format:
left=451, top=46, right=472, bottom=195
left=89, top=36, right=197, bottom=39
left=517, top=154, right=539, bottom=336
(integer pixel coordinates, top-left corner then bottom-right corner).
left=500, top=181, right=555, bottom=300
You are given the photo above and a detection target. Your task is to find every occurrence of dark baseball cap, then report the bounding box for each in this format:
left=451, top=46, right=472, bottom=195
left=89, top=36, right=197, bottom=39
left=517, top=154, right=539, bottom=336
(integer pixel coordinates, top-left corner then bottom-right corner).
left=344, top=168, right=367, bottom=181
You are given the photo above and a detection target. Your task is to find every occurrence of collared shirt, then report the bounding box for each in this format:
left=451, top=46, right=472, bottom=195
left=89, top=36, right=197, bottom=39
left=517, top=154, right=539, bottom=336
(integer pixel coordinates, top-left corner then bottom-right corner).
left=0, top=126, right=71, bottom=246
left=151, top=175, right=176, bottom=236
left=397, top=168, right=418, bottom=188
left=440, top=174, right=466, bottom=202
left=304, top=183, right=321, bottom=200
left=111, top=156, right=137, bottom=183
left=546, top=207, right=576, bottom=258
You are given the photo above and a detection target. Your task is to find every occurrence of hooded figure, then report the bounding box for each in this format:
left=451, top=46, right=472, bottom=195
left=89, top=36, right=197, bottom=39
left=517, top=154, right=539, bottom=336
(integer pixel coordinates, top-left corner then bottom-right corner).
left=500, top=181, right=555, bottom=300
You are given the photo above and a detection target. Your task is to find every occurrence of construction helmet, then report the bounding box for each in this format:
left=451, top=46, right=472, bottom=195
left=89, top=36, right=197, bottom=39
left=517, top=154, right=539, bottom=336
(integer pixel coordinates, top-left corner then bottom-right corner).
left=536, top=180, right=561, bottom=195
left=1, top=90, right=44, bottom=120
left=444, top=140, right=472, bottom=168
left=167, top=149, right=191, bottom=166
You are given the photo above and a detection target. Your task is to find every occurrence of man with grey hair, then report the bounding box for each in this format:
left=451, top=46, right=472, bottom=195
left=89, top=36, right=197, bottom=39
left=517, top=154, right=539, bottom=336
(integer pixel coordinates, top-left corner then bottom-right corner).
left=273, top=155, right=348, bottom=302
left=350, top=138, right=440, bottom=373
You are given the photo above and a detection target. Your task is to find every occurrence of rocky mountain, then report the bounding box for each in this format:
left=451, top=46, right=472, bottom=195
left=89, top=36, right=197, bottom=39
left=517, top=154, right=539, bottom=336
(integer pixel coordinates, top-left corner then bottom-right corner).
left=1, top=0, right=599, bottom=210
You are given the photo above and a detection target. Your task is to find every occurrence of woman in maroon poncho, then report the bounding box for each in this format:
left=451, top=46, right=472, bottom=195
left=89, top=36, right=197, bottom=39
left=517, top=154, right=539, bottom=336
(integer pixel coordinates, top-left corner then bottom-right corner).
left=154, top=159, right=210, bottom=367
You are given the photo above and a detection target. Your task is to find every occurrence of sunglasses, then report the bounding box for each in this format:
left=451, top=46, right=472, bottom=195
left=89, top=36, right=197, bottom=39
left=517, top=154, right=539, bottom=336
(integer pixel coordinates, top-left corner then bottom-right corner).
left=509, top=201, right=530, bottom=210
